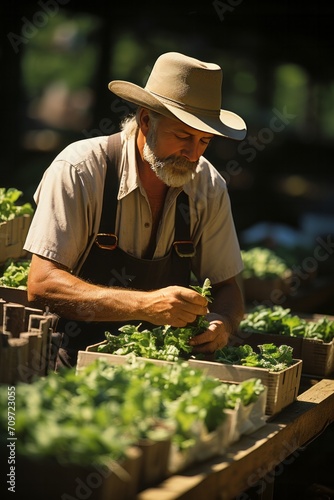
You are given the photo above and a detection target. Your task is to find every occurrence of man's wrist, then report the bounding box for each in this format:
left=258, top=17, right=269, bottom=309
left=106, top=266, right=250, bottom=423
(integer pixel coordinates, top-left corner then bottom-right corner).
left=207, top=312, right=232, bottom=334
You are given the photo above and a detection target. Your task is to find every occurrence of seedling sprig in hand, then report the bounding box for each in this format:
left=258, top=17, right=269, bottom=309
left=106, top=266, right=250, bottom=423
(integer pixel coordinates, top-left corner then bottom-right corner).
left=189, top=278, right=213, bottom=335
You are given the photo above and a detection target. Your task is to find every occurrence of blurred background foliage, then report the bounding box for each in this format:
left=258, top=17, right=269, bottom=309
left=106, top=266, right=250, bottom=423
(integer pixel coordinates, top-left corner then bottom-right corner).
left=1, top=0, right=333, bottom=246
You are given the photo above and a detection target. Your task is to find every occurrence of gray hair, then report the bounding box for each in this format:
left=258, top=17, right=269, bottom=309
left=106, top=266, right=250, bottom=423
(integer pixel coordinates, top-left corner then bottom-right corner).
left=120, top=108, right=162, bottom=138
left=120, top=113, right=138, bottom=138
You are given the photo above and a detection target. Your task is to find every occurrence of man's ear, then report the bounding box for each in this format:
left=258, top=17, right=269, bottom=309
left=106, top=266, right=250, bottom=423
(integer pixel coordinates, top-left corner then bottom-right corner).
left=138, top=108, right=150, bottom=136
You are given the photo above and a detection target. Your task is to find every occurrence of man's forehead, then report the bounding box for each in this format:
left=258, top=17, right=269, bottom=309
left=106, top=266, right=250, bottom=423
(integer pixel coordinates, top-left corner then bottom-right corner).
left=162, top=115, right=214, bottom=138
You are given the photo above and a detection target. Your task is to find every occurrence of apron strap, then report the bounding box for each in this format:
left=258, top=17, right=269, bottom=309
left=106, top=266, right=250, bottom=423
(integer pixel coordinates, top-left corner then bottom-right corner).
left=173, top=190, right=195, bottom=258
left=98, top=132, right=122, bottom=235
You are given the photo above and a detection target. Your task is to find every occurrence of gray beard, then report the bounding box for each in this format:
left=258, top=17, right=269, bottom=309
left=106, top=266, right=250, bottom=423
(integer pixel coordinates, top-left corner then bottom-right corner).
left=143, top=142, right=198, bottom=188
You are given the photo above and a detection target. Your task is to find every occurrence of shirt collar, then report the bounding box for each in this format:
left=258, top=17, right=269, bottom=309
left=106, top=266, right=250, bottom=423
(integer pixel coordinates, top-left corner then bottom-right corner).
left=117, top=132, right=140, bottom=200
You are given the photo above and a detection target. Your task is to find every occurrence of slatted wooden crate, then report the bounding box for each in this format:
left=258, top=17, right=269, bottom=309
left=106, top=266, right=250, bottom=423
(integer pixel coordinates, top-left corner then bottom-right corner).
left=235, top=313, right=334, bottom=377
left=187, top=358, right=302, bottom=417
left=0, top=300, right=57, bottom=384
left=235, top=330, right=334, bottom=377
left=0, top=285, right=29, bottom=306
left=78, top=344, right=278, bottom=418
left=77, top=346, right=268, bottom=476
left=14, top=446, right=142, bottom=500
left=0, top=215, right=32, bottom=265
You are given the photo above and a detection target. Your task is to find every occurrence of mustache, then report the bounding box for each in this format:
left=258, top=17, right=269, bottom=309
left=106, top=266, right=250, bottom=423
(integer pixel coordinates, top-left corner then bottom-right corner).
left=157, top=155, right=198, bottom=170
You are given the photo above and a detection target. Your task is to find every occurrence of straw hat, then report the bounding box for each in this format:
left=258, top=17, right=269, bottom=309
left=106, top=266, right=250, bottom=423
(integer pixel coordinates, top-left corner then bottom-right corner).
left=108, top=52, right=247, bottom=140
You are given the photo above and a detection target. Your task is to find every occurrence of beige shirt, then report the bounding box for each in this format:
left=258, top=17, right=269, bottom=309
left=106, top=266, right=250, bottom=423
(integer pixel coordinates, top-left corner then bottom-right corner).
left=24, top=132, right=243, bottom=285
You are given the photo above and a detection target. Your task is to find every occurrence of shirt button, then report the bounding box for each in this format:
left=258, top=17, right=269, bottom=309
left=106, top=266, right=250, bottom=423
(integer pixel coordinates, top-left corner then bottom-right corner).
left=144, top=222, right=150, bottom=228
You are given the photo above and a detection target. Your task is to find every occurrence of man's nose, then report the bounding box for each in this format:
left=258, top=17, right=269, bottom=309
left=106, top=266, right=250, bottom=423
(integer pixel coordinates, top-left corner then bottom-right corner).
left=181, top=140, right=201, bottom=162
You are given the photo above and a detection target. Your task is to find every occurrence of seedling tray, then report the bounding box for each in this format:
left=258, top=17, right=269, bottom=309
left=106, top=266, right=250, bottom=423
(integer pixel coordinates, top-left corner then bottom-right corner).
left=78, top=345, right=268, bottom=474
left=187, top=357, right=302, bottom=417
left=240, top=333, right=334, bottom=377
left=300, top=338, right=334, bottom=377
left=78, top=343, right=294, bottom=417
left=77, top=343, right=174, bottom=373
left=236, top=312, right=334, bottom=377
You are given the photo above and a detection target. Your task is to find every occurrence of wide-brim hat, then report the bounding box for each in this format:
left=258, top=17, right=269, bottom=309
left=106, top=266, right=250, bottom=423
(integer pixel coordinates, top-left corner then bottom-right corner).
left=108, top=52, right=247, bottom=140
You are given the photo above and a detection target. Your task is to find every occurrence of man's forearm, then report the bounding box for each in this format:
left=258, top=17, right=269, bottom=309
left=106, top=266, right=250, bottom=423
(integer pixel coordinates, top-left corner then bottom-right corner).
left=27, top=255, right=208, bottom=327
left=28, top=267, right=147, bottom=323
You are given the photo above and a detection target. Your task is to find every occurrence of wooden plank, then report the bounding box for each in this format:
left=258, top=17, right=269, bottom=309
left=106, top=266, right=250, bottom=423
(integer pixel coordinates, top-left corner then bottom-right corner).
left=137, top=379, right=334, bottom=500
left=28, top=314, right=53, bottom=375
left=0, top=286, right=29, bottom=306
left=20, top=331, right=43, bottom=382
left=0, top=337, right=29, bottom=384
left=2, top=302, right=25, bottom=338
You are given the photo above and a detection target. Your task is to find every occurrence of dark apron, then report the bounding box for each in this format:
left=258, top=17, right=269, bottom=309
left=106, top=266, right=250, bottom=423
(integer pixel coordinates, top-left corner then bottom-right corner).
left=54, top=133, right=195, bottom=367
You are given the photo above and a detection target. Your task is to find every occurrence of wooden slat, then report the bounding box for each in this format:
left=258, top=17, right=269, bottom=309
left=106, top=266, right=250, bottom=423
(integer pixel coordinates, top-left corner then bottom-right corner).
left=20, top=331, right=43, bottom=382
left=2, top=302, right=25, bottom=338
left=137, top=379, right=334, bottom=500
left=28, top=315, right=53, bottom=375
left=1, top=337, right=29, bottom=384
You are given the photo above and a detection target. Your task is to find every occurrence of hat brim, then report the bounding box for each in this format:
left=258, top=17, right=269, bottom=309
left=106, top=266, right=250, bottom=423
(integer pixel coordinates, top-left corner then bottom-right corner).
left=108, top=80, right=247, bottom=140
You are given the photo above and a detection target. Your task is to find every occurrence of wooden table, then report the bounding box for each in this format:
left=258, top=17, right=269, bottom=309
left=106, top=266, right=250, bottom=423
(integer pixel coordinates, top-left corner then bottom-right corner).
left=137, top=378, right=334, bottom=500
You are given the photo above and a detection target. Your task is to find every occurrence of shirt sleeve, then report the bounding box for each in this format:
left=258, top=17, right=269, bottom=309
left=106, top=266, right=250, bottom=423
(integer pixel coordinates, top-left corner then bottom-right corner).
left=190, top=164, right=244, bottom=285
left=23, top=155, right=105, bottom=271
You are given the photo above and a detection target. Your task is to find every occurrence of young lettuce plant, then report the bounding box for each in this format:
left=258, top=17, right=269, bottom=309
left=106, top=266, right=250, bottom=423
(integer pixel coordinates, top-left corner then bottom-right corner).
left=188, top=277, right=213, bottom=335
left=99, top=278, right=214, bottom=360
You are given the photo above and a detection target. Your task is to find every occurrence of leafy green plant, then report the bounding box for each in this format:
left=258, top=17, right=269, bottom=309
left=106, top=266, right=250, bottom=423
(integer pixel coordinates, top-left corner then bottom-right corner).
left=98, top=278, right=213, bottom=360
left=241, top=247, right=290, bottom=280
left=304, top=317, right=334, bottom=343
left=0, top=259, right=31, bottom=289
left=0, top=357, right=265, bottom=462
left=1, top=365, right=134, bottom=465
left=240, top=305, right=334, bottom=343
left=0, top=187, right=34, bottom=222
left=190, top=277, right=213, bottom=302
left=214, top=343, right=295, bottom=372
left=219, top=378, right=265, bottom=409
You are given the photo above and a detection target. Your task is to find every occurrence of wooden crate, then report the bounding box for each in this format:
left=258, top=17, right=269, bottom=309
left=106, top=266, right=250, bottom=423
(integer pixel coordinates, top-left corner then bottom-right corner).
left=237, top=331, right=334, bottom=377
left=137, top=438, right=172, bottom=491
left=0, top=285, right=29, bottom=306
left=77, top=345, right=174, bottom=373
left=0, top=300, right=57, bottom=384
left=77, top=345, right=288, bottom=417
left=14, top=446, right=142, bottom=500
left=300, top=338, right=334, bottom=376
left=77, top=346, right=269, bottom=474
left=242, top=276, right=290, bottom=303
left=233, top=330, right=303, bottom=358
left=187, top=358, right=302, bottom=417
left=301, top=314, right=334, bottom=376
left=0, top=215, right=31, bottom=265
left=236, top=313, right=334, bottom=377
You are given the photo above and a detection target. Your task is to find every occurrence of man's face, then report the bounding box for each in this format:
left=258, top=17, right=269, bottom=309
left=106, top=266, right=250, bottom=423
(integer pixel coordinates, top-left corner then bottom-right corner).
left=143, top=115, right=213, bottom=188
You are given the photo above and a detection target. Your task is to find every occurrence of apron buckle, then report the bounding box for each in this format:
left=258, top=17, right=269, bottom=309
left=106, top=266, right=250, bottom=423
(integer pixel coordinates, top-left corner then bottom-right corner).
left=95, top=233, right=118, bottom=250
left=173, top=240, right=196, bottom=257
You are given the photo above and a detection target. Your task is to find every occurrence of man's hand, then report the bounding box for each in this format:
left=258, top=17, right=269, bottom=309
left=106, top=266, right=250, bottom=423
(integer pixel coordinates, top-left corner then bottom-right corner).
left=188, top=312, right=230, bottom=354
left=188, top=277, right=244, bottom=355
left=143, top=285, right=208, bottom=327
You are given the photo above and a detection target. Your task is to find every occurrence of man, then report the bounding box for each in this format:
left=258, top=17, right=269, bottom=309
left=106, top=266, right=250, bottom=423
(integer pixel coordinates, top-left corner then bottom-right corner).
left=24, top=51, right=247, bottom=367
